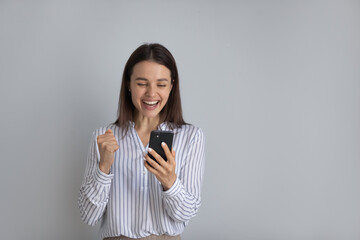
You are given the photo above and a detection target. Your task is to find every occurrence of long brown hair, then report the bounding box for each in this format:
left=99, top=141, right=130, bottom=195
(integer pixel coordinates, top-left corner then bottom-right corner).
left=113, top=43, right=186, bottom=133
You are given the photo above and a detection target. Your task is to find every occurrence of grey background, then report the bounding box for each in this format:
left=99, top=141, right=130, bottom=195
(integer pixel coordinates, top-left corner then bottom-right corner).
left=0, top=1, right=359, bottom=239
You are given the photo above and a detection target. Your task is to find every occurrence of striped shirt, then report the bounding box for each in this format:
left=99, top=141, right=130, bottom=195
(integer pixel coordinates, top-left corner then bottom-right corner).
left=78, top=121, right=206, bottom=239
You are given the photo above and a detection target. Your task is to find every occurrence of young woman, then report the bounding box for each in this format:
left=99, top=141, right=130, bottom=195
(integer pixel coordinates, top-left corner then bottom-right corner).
left=78, top=43, right=205, bottom=240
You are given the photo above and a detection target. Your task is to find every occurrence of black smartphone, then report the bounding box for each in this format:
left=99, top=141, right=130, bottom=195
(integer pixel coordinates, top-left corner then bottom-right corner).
left=148, top=130, right=174, bottom=163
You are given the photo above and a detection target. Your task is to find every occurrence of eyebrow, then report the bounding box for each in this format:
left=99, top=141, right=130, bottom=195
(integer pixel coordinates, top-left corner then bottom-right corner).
left=135, top=77, right=169, bottom=82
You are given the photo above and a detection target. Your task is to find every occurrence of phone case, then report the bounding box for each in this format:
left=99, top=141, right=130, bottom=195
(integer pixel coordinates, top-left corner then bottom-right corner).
left=148, top=130, right=174, bottom=162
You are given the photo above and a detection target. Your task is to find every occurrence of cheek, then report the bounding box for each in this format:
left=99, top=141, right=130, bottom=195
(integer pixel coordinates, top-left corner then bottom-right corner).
left=161, top=90, right=171, bottom=103
left=130, top=91, right=141, bottom=106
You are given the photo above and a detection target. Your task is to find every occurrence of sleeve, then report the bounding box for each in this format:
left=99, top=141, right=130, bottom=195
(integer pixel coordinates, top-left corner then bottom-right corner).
left=78, top=130, right=114, bottom=226
left=162, top=127, right=206, bottom=223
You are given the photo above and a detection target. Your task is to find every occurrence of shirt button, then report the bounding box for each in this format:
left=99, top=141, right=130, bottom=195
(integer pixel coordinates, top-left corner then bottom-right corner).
left=143, top=170, right=146, bottom=175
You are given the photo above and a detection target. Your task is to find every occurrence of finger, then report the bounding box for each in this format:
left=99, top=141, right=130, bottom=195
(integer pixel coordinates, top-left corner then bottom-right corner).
left=104, top=143, right=118, bottom=153
left=144, top=159, right=157, bottom=174
left=161, top=142, right=172, bottom=159
left=113, top=144, right=119, bottom=151
left=161, top=143, right=175, bottom=165
left=171, top=148, right=176, bottom=157
left=98, top=131, right=114, bottom=142
left=110, top=142, right=119, bottom=151
left=148, top=148, right=167, bottom=166
left=144, top=154, right=165, bottom=174
left=170, top=149, right=176, bottom=163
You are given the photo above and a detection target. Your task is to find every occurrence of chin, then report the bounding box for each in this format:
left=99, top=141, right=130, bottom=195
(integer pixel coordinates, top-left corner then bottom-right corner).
left=139, top=110, right=161, bottom=119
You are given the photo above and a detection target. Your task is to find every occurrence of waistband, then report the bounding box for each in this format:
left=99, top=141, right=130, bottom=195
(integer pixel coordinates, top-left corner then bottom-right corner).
left=104, top=234, right=181, bottom=240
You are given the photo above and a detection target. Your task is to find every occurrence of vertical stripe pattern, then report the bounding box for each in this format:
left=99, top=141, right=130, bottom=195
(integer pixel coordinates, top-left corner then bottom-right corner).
left=78, top=122, right=206, bottom=239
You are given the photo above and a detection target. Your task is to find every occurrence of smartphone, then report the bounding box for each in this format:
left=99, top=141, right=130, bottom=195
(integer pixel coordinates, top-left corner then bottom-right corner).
left=148, top=130, right=174, bottom=163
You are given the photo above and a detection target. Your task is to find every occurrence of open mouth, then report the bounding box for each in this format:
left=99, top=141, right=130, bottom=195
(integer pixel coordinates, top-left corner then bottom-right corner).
left=142, top=100, right=160, bottom=110
left=143, top=100, right=159, bottom=106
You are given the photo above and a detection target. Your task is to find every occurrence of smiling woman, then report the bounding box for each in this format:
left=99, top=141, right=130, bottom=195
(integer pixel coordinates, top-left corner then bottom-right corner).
left=78, top=43, right=206, bottom=240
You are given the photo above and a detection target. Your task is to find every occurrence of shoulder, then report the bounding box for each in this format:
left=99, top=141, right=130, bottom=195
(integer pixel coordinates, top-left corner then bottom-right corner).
left=174, top=124, right=205, bottom=142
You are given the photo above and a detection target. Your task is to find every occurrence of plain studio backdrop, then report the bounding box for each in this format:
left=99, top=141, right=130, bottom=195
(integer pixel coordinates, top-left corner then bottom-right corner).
left=0, top=1, right=359, bottom=239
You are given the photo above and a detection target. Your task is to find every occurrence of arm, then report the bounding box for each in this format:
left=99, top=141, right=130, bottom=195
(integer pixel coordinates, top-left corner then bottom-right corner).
left=78, top=131, right=114, bottom=226
left=162, top=128, right=206, bottom=223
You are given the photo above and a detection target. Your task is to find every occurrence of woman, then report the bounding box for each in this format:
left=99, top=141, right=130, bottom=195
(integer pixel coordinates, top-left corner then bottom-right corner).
left=78, top=43, right=205, bottom=240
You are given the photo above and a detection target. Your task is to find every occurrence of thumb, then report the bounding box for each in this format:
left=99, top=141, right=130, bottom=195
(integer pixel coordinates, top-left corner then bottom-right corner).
left=105, top=129, right=112, bottom=134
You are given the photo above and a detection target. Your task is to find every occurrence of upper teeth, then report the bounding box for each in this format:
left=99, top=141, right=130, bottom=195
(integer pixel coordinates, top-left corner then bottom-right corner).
left=144, top=101, right=158, bottom=105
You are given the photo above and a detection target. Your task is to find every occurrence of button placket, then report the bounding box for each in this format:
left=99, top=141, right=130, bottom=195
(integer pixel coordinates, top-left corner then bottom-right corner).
left=141, top=150, right=149, bottom=188
left=141, top=150, right=146, bottom=175
left=130, top=125, right=150, bottom=189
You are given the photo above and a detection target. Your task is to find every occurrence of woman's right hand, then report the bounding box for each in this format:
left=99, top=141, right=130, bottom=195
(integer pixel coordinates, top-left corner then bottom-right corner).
left=97, top=129, right=119, bottom=174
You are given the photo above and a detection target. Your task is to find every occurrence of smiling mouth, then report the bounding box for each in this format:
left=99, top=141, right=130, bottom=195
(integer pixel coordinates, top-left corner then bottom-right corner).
left=143, top=100, right=159, bottom=107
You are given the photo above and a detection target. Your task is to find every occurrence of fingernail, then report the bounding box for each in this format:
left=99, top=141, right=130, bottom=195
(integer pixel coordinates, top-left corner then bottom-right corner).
left=161, top=142, right=165, bottom=146
left=148, top=148, right=153, bottom=152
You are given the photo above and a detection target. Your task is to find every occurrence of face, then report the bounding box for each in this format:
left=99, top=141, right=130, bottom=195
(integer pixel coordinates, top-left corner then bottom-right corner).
left=129, top=61, right=173, bottom=120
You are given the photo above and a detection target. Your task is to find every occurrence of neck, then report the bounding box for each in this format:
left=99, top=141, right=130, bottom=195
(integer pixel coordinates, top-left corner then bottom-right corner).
left=134, top=113, right=160, bottom=134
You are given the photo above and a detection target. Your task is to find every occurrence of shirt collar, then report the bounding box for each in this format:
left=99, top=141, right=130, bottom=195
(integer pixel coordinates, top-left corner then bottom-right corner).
left=128, top=121, right=171, bottom=131
left=158, top=122, right=170, bottom=131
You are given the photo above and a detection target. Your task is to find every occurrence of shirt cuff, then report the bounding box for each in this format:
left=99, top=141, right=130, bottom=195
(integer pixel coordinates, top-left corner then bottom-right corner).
left=162, top=178, right=182, bottom=198
left=94, top=166, right=114, bottom=185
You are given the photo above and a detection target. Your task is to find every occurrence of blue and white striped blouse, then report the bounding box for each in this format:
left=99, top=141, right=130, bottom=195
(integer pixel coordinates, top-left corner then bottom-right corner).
left=78, top=121, right=205, bottom=239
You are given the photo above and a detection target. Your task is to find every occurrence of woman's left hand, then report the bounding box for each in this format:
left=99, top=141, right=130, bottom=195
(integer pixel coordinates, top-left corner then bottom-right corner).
left=144, top=142, right=176, bottom=191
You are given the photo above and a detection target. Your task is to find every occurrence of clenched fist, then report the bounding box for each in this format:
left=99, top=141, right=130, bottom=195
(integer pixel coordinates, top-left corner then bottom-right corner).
left=97, top=129, right=119, bottom=174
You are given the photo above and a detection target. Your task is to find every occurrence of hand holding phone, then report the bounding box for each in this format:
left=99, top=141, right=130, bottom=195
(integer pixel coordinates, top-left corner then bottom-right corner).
left=145, top=130, right=176, bottom=190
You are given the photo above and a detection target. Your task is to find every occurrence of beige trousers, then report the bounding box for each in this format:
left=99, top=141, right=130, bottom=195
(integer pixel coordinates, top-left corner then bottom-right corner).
left=104, top=235, right=181, bottom=240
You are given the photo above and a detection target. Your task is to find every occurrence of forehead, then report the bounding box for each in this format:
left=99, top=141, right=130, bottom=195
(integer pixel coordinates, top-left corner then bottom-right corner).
left=131, top=61, right=171, bottom=80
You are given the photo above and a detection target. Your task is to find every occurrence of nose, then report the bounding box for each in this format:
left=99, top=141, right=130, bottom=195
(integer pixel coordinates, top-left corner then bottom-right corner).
left=146, top=84, right=156, bottom=97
